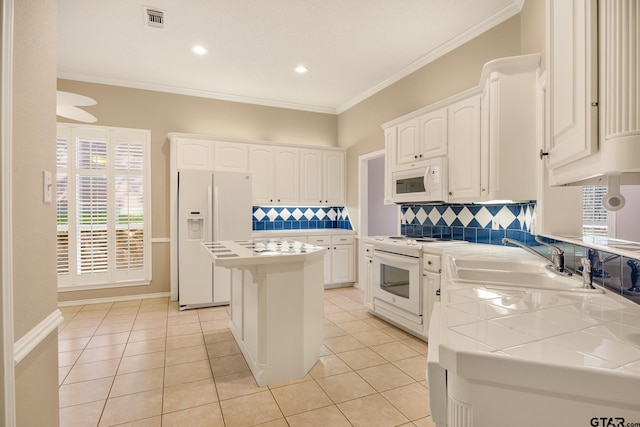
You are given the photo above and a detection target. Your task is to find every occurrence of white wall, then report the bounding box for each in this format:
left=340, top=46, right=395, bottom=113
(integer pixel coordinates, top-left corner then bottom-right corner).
left=614, top=186, right=640, bottom=241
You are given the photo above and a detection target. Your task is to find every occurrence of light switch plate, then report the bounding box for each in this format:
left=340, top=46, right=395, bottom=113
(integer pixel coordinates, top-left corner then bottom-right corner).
left=43, top=171, right=52, bottom=203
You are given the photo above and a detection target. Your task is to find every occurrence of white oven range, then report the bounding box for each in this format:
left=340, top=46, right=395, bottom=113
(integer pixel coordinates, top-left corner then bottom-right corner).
left=372, top=239, right=423, bottom=324
left=369, top=236, right=465, bottom=340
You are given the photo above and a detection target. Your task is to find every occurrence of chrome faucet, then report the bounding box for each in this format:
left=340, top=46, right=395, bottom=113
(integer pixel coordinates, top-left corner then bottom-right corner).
left=533, top=236, right=567, bottom=273
left=580, top=257, right=595, bottom=289
left=501, top=237, right=571, bottom=276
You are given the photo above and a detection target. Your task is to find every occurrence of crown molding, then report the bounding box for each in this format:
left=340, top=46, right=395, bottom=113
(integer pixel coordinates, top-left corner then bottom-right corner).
left=57, top=72, right=339, bottom=115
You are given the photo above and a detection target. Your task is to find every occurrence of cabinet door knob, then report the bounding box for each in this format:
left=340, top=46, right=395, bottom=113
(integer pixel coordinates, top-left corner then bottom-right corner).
left=448, top=192, right=453, bottom=196
left=414, top=155, right=418, bottom=159
left=427, top=260, right=432, bottom=265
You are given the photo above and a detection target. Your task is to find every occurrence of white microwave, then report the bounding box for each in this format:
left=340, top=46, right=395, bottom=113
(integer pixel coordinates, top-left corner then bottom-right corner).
left=391, top=157, right=448, bottom=203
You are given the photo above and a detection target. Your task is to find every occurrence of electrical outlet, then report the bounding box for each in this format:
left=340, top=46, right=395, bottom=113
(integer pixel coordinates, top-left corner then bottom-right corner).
left=492, top=219, right=499, bottom=230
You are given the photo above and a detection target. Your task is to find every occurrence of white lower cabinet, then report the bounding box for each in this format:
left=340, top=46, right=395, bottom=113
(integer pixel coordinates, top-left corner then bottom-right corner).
left=308, top=234, right=355, bottom=286
left=422, top=253, right=442, bottom=339
left=364, top=243, right=374, bottom=309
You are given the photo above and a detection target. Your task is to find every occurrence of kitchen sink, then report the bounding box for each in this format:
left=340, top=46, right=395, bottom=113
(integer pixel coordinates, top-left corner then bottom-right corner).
left=452, top=258, right=546, bottom=273
left=450, top=257, right=603, bottom=293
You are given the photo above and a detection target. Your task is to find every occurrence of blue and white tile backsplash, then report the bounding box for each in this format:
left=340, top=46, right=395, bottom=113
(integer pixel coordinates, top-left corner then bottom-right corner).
left=400, top=201, right=640, bottom=305
left=253, top=206, right=353, bottom=231
left=400, top=202, right=537, bottom=245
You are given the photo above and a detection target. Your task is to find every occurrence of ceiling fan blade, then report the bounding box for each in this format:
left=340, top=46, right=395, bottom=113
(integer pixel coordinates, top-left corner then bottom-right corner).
left=56, top=90, right=97, bottom=107
left=56, top=105, right=97, bottom=123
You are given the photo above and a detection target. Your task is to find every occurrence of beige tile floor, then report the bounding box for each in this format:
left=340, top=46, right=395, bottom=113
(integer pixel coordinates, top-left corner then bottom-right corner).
left=58, top=287, right=436, bottom=427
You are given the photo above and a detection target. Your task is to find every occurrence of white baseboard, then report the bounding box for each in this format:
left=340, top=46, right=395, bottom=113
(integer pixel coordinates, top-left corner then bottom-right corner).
left=14, top=309, right=63, bottom=364
left=58, top=291, right=171, bottom=308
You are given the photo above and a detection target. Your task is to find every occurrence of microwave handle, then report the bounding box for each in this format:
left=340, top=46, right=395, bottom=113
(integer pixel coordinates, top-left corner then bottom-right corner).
left=423, top=166, right=431, bottom=194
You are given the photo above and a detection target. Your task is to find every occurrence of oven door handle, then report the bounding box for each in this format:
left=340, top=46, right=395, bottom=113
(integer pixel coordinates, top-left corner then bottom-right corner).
left=373, top=249, right=419, bottom=262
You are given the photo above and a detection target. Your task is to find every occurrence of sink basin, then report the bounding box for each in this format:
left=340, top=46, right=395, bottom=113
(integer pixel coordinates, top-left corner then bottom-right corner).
left=450, top=257, right=603, bottom=293
left=452, top=258, right=546, bottom=273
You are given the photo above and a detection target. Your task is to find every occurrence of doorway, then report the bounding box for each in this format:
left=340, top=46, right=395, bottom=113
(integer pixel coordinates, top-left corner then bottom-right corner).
left=357, top=150, right=399, bottom=288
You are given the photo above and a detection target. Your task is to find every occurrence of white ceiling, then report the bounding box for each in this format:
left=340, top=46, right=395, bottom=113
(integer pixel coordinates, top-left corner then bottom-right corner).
left=57, top=0, right=524, bottom=114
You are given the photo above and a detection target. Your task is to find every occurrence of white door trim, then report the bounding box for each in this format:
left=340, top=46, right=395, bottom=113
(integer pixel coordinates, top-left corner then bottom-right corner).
left=358, top=150, right=385, bottom=242
left=1, top=0, right=16, bottom=425
left=357, top=149, right=400, bottom=290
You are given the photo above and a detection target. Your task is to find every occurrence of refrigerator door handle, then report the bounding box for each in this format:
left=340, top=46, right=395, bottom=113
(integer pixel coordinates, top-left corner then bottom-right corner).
left=213, top=185, right=220, bottom=241
left=207, top=185, right=214, bottom=241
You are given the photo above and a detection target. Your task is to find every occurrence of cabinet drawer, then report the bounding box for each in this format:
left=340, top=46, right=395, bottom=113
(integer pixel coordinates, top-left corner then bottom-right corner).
left=423, top=254, right=441, bottom=273
left=331, top=235, right=354, bottom=245
left=308, top=236, right=331, bottom=246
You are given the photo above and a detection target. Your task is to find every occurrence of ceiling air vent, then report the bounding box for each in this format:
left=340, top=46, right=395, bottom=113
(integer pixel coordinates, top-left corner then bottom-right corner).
left=144, top=7, right=164, bottom=28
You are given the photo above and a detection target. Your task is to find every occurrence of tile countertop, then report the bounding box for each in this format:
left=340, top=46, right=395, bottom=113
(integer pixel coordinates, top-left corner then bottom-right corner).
left=252, top=229, right=356, bottom=237
left=548, top=234, right=640, bottom=258
left=202, top=239, right=325, bottom=268
left=435, top=244, right=640, bottom=408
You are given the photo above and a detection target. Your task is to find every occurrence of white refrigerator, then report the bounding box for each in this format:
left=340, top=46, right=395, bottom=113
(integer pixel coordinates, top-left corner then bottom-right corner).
left=177, top=170, right=252, bottom=309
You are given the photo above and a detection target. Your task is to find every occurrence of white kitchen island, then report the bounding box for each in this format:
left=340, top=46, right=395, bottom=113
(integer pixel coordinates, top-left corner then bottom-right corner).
left=202, top=239, right=325, bottom=386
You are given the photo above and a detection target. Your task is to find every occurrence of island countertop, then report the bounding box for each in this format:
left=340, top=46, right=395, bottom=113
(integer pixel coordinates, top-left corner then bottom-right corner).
left=202, top=238, right=325, bottom=268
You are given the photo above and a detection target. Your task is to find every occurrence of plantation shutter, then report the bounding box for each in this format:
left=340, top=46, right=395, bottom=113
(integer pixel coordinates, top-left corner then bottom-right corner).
left=56, top=124, right=151, bottom=289
left=56, top=136, right=69, bottom=275
left=582, top=185, right=608, bottom=237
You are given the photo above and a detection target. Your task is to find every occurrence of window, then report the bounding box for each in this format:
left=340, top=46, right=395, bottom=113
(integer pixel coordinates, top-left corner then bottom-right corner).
left=56, top=124, right=151, bottom=290
left=582, top=185, right=608, bottom=237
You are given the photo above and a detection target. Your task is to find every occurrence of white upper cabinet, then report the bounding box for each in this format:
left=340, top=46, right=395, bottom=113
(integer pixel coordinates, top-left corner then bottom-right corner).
left=249, top=145, right=299, bottom=205
left=249, top=145, right=276, bottom=204
left=300, top=149, right=346, bottom=205
left=419, top=108, right=448, bottom=159
left=383, top=55, right=541, bottom=204
left=546, top=0, right=640, bottom=185
left=324, top=150, right=346, bottom=205
left=299, top=149, right=323, bottom=204
left=448, top=95, right=481, bottom=202
left=389, top=109, right=448, bottom=170
left=170, top=133, right=346, bottom=206
left=395, top=118, right=421, bottom=166
left=479, top=54, right=540, bottom=202
left=214, top=141, right=249, bottom=172
left=175, top=137, right=215, bottom=170
left=274, top=146, right=299, bottom=204
left=546, top=0, right=598, bottom=169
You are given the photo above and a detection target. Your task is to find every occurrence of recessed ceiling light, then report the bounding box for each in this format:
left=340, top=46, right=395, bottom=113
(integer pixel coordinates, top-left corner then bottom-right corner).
left=192, top=45, right=208, bottom=55
left=295, top=65, right=308, bottom=74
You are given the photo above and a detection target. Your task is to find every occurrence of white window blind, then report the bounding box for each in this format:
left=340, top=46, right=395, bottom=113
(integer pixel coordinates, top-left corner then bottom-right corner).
left=583, top=185, right=608, bottom=237
left=56, top=124, right=151, bottom=290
